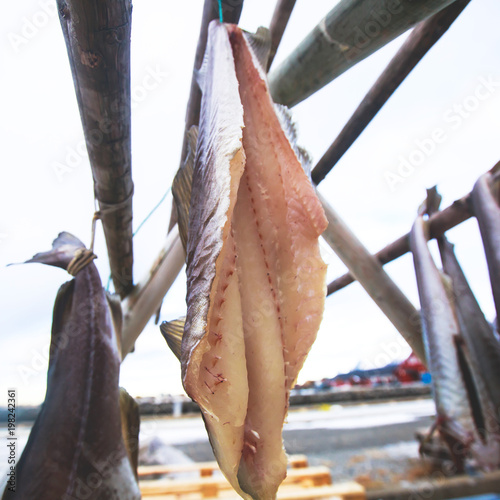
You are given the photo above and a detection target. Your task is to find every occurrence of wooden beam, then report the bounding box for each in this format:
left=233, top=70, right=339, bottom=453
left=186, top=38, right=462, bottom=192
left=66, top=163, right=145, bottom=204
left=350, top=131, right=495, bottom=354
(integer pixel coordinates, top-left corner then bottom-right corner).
left=121, top=226, right=185, bottom=358
left=140, top=466, right=333, bottom=496
left=327, top=165, right=500, bottom=295
left=57, top=0, right=134, bottom=298
left=267, top=0, right=297, bottom=71
left=138, top=455, right=309, bottom=479
left=318, top=192, right=425, bottom=363
left=311, top=0, right=470, bottom=185
left=269, top=0, right=458, bottom=107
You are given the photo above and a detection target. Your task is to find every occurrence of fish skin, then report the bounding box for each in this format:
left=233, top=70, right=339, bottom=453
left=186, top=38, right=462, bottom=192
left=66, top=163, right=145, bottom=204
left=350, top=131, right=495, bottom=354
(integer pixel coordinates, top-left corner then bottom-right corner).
left=119, top=388, right=141, bottom=480
left=182, top=20, right=249, bottom=499
left=182, top=21, right=246, bottom=374
left=229, top=25, right=327, bottom=499
left=471, top=172, right=500, bottom=331
left=438, top=238, right=500, bottom=423
left=437, top=236, right=500, bottom=468
left=173, top=126, right=198, bottom=254
left=177, top=21, right=327, bottom=500
left=2, top=233, right=140, bottom=500
left=410, top=217, right=478, bottom=468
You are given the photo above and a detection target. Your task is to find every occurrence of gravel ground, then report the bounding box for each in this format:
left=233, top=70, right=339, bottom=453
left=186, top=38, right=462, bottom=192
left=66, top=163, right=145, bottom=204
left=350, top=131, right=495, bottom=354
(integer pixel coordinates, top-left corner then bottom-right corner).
left=170, top=408, right=436, bottom=490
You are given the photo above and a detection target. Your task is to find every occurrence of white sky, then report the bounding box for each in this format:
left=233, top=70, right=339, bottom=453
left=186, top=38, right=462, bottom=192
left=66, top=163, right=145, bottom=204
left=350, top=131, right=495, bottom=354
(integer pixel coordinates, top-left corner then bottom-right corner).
left=1, top=0, right=499, bottom=405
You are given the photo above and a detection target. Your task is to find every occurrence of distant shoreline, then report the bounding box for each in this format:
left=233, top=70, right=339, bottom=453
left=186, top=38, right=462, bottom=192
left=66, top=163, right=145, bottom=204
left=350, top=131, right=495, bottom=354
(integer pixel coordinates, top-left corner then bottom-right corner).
left=0, top=383, right=431, bottom=423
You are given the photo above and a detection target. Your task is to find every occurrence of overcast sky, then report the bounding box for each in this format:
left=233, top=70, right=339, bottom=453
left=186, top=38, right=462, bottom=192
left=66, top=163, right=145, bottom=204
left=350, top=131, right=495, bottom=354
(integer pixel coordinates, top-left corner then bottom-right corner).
left=1, top=0, right=499, bottom=405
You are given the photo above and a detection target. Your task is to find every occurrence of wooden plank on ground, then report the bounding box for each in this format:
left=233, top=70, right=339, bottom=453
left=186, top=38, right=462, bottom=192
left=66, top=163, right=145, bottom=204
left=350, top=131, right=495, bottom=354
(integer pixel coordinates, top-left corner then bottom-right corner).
left=140, top=481, right=365, bottom=500
left=277, top=482, right=365, bottom=500
left=138, top=454, right=309, bottom=479
left=140, top=466, right=332, bottom=496
left=366, top=470, right=500, bottom=500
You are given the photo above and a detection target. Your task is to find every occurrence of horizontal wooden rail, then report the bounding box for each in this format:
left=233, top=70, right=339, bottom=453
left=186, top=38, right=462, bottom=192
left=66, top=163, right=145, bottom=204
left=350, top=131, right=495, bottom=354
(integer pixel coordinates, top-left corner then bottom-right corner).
left=327, top=164, right=500, bottom=296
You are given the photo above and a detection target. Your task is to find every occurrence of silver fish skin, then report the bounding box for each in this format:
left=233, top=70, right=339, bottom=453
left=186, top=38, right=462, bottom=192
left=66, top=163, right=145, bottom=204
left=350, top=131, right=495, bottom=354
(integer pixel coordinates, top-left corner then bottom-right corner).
left=410, top=217, right=478, bottom=465
left=438, top=238, right=500, bottom=418
left=2, top=233, right=140, bottom=500
left=438, top=236, right=500, bottom=468
left=471, top=172, right=500, bottom=332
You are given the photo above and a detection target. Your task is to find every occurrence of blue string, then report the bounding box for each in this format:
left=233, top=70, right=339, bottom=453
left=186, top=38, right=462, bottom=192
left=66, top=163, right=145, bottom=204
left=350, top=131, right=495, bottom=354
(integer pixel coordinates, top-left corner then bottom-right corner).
left=105, top=186, right=172, bottom=292
left=217, top=0, right=223, bottom=23
left=133, top=187, right=171, bottom=238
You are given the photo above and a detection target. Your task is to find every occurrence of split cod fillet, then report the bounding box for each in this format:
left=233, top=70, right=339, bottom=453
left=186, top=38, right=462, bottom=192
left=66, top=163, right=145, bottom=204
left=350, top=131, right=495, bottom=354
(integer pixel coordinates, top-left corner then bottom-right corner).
left=162, top=21, right=328, bottom=500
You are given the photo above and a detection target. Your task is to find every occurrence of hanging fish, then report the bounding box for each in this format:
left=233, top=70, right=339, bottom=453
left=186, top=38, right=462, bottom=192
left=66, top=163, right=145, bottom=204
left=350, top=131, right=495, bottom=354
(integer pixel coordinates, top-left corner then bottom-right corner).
left=471, top=171, right=500, bottom=332
left=410, top=211, right=479, bottom=471
left=2, top=233, right=141, bottom=500
left=438, top=236, right=500, bottom=440
left=161, top=21, right=327, bottom=500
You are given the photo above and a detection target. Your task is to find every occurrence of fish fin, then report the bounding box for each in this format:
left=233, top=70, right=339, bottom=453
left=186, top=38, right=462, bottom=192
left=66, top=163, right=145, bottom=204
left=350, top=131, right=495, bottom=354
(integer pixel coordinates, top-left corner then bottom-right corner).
left=119, top=387, right=140, bottom=480
left=19, top=232, right=86, bottom=271
left=273, top=103, right=312, bottom=175
left=172, top=126, right=198, bottom=253
left=426, top=186, right=442, bottom=217
left=160, top=318, right=185, bottom=361
left=154, top=300, right=163, bottom=325
left=243, top=26, right=271, bottom=72
left=106, top=293, right=124, bottom=356
left=417, top=186, right=442, bottom=217
left=195, top=19, right=215, bottom=92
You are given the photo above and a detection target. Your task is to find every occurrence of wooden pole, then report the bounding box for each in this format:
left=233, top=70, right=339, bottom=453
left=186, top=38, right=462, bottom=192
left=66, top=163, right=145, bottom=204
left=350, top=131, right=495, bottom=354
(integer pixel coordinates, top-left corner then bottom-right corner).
left=318, top=192, right=426, bottom=363
left=267, top=0, right=297, bottom=71
left=269, top=0, right=458, bottom=107
left=57, top=0, right=134, bottom=298
left=311, top=0, right=470, bottom=185
left=121, top=226, right=185, bottom=358
left=327, top=166, right=500, bottom=295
